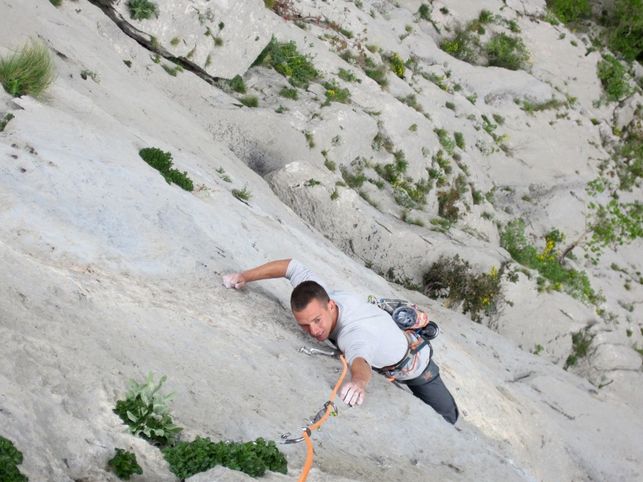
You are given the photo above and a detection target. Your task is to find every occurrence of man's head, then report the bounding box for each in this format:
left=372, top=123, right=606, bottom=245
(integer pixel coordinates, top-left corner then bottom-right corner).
left=290, top=281, right=337, bottom=341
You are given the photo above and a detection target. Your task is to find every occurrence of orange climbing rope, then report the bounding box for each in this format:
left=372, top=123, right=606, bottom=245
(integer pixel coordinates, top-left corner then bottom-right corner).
left=297, top=354, right=348, bottom=482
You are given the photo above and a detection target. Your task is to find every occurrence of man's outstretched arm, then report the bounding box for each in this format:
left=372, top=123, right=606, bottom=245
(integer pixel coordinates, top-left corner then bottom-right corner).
left=340, top=357, right=372, bottom=407
left=222, top=258, right=291, bottom=289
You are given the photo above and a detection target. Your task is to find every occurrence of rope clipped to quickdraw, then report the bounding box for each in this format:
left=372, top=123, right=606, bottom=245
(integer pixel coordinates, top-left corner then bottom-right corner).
left=280, top=354, right=348, bottom=482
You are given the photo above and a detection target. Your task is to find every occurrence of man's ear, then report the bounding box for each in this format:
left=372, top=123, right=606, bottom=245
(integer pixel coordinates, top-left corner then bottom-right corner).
left=327, top=299, right=336, bottom=311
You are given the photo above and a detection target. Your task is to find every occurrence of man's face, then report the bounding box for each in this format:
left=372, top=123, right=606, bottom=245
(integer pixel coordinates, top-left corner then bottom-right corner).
left=293, top=298, right=337, bottom=342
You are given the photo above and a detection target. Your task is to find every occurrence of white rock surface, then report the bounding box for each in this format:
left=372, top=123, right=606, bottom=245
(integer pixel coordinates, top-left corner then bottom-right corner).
left=0, top=0, right=642, bottom=481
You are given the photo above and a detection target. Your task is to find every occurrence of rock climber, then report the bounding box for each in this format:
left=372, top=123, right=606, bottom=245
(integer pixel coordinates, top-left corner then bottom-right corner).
left=223, top=258, right=459, bottom=424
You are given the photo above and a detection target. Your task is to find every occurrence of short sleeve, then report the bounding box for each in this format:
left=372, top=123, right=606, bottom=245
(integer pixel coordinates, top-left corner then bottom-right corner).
left=286, top=259, right=327, bottom=289
left=337, top=333, right=377, bottom=368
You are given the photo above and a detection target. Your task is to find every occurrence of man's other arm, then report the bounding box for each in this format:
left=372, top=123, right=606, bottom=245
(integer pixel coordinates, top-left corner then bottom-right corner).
left=222, top=259, right=291, bottom=289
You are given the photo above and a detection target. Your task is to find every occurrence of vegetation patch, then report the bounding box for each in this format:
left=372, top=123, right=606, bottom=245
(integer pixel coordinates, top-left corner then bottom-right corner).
left=139, top=148, right=194, bottom=192
left=228, top=75, right=246, bottom=93
left=385, top=52, right=406, bottom=78
left=0, top=39, right=55, bottom=98
left=0, top=436, right=27, bottom=482
left=500, top=220, right=599, bottom=304
left=0, top=113, right=14, bottom=132
left=437, top=174, right=467, bottom=223
left=239, top=95, right=259, bottom=108
left=163, top=436, right=287, bottom=479
left=127, top=0, right=158, bottom=21
left=108, top=449, right=143, bottom=480
left=423, top=255, right=504, bottom=322
left=546, top=0, right=590, bottom=24
left=114, top=373, right=182, bottom=446
left=597, top=55, right=633, bottom=102
left=254, top=38, right=319, bottom=88
left=232, top=186, right=252, bottom=202
left=602, top=0, right=643, bottom=62
left=564, top=328, right=594, bottom=369
left=322, top=80, right=351, bottom=104
left=485, top=33, right=529, bottom=70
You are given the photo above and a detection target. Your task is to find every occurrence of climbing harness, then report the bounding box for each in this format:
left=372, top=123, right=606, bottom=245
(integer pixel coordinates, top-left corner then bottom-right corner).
left=368, top=296, right=439, bottom=380
left=280, top=353, right=348, bottom=482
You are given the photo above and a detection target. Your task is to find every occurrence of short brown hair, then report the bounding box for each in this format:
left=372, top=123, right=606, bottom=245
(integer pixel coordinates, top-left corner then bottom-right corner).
left=290, top=281, right=330, bottom=312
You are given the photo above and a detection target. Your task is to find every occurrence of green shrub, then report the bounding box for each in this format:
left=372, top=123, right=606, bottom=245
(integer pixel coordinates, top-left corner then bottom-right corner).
left=546, top=0, right=590, bottom=23
left=108, top=449, right=143, bottom=480
left=485, top=33, right=529, bottom=70
left=440, top=29, right=479, bottom=63
left=0, top=113, right=14, bottom=132
left=139, top=148, right=194, bottom=191
left=434, top=128, right=455, bottom=155
left=423, top=255, right=504, bottom=322
left=232, top=186, right=252, bottom=201
left=564, top=329, right=594, bottom=369
left=597, top=55, right=633, bottom=102
left=454, top=131, right=465, bottom=149
left=500, top=220, right=599, bottom=303
left=437, top=175, right=467, bottom=222
left=340, top=166, right=366, bottom=188
left=324, top=158, right=336, bottom=171
left=239, top=95, right=259, bottom=107
left=322, top=80, right=351, bottom=104
left=254, top=38, right=319, bottom=88
left=279, top=86, right=298, bottom=99
left=418, top=4, right=431, bottom=21
left=0, top=40, right=55, bottom=97
left=615, top=129, right=642, bottom=190
left=386, top=52, right=406, bottom=78
left=127, top=0, right=158, bottom=20
left=228, top=75, right=246, bottom=93
left=337, top=68, right=359, bottom=82
left=604, top=0, right=643, bottom=62
left=162, top=437, right=287, bottom=479
left=50, top=0, right=62, bottom=6
left=363, top=59, right=388, bottom=87
left=586, top=199, right=643, bottom=261
left=114, top=373, right=182, bottom=446
left=519, top=97, right=564, bottom=114
left=0, top=436, right=27, bottom=482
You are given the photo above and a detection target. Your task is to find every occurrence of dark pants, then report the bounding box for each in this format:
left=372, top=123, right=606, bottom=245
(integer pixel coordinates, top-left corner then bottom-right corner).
left=401, top=360, right=459, bottom=424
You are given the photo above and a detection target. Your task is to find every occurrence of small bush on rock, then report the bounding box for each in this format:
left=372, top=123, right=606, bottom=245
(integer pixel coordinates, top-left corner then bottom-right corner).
left=162, top=437, right=287, bottom=479
left=546, top=0, right=590, bottom=24
left=0, top=436, right=27, bottom=482
left=0, top=39, right=55, bottom=97
left=139, top=148, right=194, bottom=191
left=108, top=449, right=143, bottom=480
left=423, top=255, right=504, bottom=322
left=597, top=55, right=632, bottom=102
left=127, top=0, right=158, bottom=20
left=113, top=373, right=182, bottom=446
left=564, top=329, right=594, bottom=369
left=254, top=38, right=319, bottom=88
left=485, top=33, right=529, bottom=70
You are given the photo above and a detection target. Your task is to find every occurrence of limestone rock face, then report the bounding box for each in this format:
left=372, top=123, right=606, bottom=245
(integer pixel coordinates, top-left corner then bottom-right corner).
left=108, top=0, right=276, bottom=79
left=1, top=0, right=642, bottom=481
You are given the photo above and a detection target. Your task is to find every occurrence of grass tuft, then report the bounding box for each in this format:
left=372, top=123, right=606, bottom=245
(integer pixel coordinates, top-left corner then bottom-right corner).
left=127, top=0, right=158, bottom=20
left=0, top=40, right=55, bottom=98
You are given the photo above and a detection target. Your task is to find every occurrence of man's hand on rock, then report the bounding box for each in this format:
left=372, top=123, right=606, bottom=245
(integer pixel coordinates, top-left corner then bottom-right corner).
left=339, top=381, right=365, bottom=407
left=222, top=272, right=246, bottom=289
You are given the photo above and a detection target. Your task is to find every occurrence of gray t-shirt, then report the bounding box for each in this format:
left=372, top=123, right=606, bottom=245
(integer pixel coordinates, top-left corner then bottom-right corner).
left=286, top=259, right=430, bottom=380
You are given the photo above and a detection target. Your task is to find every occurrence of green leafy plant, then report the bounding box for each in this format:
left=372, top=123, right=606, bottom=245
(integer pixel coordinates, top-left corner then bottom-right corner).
left=108, top=449, right=143, bottom=480
left=418, top=4, right=431, bottom=21
left=0, top=112, right=14, bottom=132
left=254, top=38, right=319, bottom=88
left=440, top=29, right=480, bottom=63
left=454, top=132, right=465, bottom=149
left=485, top=33, right=529, bottom=70
left=163, top=437, right=287, bottom=479
left=114, top=373, right=182, bottom=446
left=0, top=39, right=55, bottom=97
left=232, top=186, right=252, bottom=201
left=386, top=52, right=406, bottom=78
left=564, top=329, right=594, bottom=369
left=127, top=0, right=158, bottom=20
left=322, top=80, right=351, bottom=104
left=546, top=0, right=590, bottom=24
left=340, top=166, right=366, bottom=188
left=139, top=148, right=194, bottom=191
left=434, top=128, right=456, bottom=155
left=603, top=0, right=643, bottom=62
left=337, top=68, right=359, bottom=82
left=363, top=58, right=388, bottom=87
left=239, top=95, right=259, bottom=107
left=228, top=75, right=246, bottom=93
left=597, top=55, right=633, bottom=102
left=437, top=175, right=467, bottom=223
left=500, top=220, right=599, bottom=303
left=0, top=436, right=27, bottom=482
left=423, top=256, right=504, bottom=322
